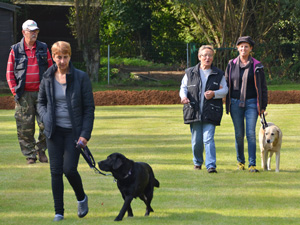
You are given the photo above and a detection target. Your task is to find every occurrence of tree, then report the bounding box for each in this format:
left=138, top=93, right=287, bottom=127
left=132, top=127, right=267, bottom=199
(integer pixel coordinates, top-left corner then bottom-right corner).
left=103, top=0, right=153, bottom=59
left=68, top=0, right=105, bottom=82
left=175, top=0, right=292, bottom=47
left=258, top=0, right=300, bottom=81
left=99, top=0, right=191, bottom=64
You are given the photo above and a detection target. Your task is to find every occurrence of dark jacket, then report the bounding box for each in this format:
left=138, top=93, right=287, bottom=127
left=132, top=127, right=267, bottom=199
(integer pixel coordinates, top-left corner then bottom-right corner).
left=225, top=56, right=268, bottom=115
left=37, top=62, right=95, bottom=141
left=183, top=63, right=224, bottom=126
left=11, top=38, right=49, bottom=101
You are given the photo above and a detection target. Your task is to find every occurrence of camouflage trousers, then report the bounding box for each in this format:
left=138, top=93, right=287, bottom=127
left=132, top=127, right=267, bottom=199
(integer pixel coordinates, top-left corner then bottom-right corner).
left=14, top=91, right=47, bottom=159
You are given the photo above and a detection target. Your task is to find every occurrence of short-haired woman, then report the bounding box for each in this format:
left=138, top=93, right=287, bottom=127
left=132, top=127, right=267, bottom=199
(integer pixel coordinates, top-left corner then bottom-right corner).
left=180, top=45, right=228, bottom=173
left=38, top=41, right=95, bottom=221
left=225, top=36, right=268, bottom=172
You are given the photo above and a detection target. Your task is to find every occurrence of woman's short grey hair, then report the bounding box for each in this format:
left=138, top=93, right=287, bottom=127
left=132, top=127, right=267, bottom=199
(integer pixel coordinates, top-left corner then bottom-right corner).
left=198, top=45, right=215, bottom=56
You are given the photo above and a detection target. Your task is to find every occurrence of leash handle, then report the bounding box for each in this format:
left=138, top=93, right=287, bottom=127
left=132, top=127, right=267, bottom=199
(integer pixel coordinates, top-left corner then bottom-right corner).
left=260, top=113, right=268, bottom=129
left=75, top=141, right=111, bottom=176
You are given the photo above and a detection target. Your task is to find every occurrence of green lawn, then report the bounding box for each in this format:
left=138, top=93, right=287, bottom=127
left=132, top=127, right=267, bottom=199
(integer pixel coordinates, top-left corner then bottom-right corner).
left=0, top=104, right=300, bottom=225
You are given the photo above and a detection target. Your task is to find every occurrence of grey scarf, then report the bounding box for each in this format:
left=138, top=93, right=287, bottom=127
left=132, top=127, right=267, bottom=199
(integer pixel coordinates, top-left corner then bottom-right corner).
left=231, top=56, right=253, bottom=107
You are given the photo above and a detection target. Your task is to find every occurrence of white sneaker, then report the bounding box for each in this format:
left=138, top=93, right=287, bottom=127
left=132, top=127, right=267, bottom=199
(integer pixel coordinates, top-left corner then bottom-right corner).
left=78, top=195, right=89, bottom=218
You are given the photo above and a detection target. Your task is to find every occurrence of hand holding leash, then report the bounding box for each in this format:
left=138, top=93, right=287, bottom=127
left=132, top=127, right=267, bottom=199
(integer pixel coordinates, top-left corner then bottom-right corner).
left=77, top=137, right=87, bottom=148
left=75, top=141, right=111, bottom=176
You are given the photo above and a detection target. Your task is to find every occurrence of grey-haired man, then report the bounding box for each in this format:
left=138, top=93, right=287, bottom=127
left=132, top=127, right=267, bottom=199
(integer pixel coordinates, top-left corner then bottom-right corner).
left=6, top=19, right=53, bottom=164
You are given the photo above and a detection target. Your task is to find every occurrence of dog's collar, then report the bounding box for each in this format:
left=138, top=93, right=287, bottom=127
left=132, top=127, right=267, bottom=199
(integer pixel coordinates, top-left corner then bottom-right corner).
left=123, top=168, right=132, bottom=179
left=114, top=168, right=132, bottom=182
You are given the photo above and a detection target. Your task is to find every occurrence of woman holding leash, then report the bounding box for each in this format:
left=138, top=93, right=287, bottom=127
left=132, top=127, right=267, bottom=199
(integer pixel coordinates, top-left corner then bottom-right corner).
left=225, top=36, right=268, bottom=172
left=38, top=41, right=95, bottom=221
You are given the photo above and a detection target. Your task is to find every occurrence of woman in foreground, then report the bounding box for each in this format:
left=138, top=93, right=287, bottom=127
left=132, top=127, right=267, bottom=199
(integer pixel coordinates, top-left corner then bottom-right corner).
left=38, top=41, right=95, bottom=221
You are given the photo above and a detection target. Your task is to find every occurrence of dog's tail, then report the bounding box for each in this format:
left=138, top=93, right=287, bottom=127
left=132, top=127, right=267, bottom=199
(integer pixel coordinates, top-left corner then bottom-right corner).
left=154, top=178, right=160, bottom=188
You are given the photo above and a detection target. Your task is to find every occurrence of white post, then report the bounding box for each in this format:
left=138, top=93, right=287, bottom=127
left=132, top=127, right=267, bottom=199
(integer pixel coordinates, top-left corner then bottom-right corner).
left=108, top=44, right=110, bottom=85
left=186, top=43, right=189, bottom=68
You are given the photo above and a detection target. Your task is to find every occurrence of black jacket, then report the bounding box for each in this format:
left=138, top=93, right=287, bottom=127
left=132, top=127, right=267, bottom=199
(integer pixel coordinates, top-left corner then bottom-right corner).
left=183, top=63, right=224, bottom=126
left=11, top=38, right=49, bottom=101
left=225, top=56, right=268, bottom=115
left=37, top=62, right=95, bottom=140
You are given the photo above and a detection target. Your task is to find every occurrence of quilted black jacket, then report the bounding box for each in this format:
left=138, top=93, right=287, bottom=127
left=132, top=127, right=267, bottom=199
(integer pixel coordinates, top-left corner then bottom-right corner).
left=37, top=62, right=95, bottom=140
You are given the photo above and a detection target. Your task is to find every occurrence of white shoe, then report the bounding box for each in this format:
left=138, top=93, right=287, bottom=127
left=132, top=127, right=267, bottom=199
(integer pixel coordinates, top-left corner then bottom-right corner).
left=78, top=195, right=88, bottom=218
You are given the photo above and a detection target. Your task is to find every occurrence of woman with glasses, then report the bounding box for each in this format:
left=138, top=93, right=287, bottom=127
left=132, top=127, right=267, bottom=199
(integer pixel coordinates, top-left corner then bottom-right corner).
left=180, top=45, right=228, bottom=173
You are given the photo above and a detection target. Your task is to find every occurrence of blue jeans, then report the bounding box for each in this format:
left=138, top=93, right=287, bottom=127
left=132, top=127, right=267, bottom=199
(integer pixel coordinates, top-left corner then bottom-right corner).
left=190, top=121, right=216, bottom=169
left=230, top=98, right=258, bottom=167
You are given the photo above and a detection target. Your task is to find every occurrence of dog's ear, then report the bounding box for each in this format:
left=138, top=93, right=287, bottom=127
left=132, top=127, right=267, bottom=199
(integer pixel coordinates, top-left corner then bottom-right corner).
left=113, top=157, right=123, bottom=170
left=277, top=127, right=283, bottom=139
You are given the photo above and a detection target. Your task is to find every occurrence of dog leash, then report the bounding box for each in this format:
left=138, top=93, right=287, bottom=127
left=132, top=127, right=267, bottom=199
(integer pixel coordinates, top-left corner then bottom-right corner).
left=75, top=141, right=112, bottom=176
left=260, top=113, right=268, bottom=130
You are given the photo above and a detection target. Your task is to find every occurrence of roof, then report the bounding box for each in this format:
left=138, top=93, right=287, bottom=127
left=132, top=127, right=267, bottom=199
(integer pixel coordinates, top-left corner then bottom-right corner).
left=12, top=0, right=73, bottom=6
left=0, top=2, right=20, bottom=11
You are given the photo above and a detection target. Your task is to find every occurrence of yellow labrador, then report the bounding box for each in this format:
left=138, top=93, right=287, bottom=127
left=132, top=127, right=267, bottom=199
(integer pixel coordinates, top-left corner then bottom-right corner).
left=259, top=121, right=283, bottom=172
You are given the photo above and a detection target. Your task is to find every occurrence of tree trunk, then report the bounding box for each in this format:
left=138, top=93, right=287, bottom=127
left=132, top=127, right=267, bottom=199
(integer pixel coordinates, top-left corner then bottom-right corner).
left=83, top=46, right=100, bottom=82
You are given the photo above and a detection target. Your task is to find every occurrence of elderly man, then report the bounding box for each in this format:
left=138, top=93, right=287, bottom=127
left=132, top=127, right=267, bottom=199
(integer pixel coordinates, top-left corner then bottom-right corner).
left=180, top=45, right=228, bottom=173
left=6, top=19, right=53, bottom=164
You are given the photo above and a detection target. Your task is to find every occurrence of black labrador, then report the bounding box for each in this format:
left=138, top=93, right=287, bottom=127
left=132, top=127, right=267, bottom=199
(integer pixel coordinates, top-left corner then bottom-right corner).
left=98, top=153, right=160, bottom=221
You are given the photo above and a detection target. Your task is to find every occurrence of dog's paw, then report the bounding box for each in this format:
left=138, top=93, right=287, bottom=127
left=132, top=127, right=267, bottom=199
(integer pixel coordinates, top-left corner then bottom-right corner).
left=114, top=216, right=123, bottom=221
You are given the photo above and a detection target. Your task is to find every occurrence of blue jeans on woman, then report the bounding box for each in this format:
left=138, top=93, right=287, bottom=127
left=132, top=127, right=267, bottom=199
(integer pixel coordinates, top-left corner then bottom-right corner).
left=190, top=121, right=216, bottom=170
left=230, top=98, right=258, bottom=167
